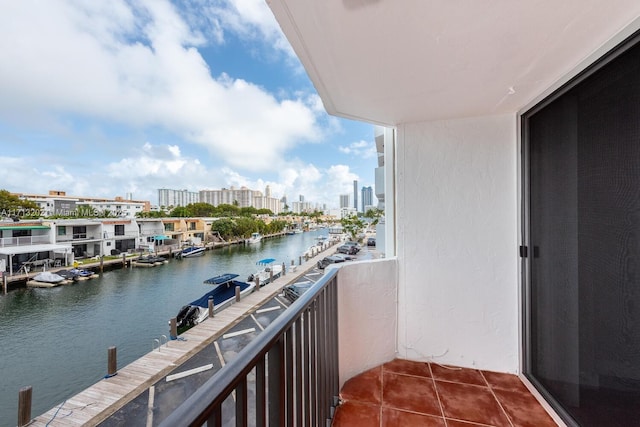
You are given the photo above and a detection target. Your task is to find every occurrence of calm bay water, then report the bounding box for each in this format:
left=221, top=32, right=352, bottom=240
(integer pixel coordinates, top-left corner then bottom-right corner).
left=0, top=230, right=327, bottom=425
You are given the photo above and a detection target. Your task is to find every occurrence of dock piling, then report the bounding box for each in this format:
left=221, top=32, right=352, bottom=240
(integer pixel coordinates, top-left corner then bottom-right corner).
left=255, top=276, right=260, bottom=291
left=208, top=296, right=214, bottom=318
left=235, top=285, right=241, bottom=302
left=269, top=269, right=273, bottom=284
left=107, top=346, right=117, bottom=377
left=17, top=386, right=32, bottom=427
left=282, top=262, right=286, bottom=276
left=169, top=318, right=177, bottom=339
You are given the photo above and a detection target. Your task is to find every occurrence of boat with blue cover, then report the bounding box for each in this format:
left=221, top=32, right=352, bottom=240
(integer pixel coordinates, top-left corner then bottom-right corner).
left=175, top=273, right=255, bottom=332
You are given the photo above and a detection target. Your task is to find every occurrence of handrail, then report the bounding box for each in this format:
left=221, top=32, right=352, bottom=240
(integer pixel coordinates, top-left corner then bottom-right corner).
left=159, top=268, right=340, bottom=427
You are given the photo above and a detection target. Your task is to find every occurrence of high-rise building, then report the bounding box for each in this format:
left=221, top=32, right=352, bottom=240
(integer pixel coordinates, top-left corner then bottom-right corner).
left=340, top=194, right=350, bottom=209
left=198, top=186, right=283, bottom=214
left=353, top=180, right=358, bottom=210
left=361, top=186, right=373, bottom=212
left=158, top=188, right=199, bottom=208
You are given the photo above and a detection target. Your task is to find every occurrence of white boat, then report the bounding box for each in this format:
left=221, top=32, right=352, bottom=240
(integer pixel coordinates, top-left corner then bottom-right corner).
left=27, top=272, right=71, bottom=288
left=247, top=258, right=283, bottom=286
left=245, top=232, right=263, bottom=244
left=175, top=246, right=206, bottom=258
left=175, top=274, right=255, bottom=332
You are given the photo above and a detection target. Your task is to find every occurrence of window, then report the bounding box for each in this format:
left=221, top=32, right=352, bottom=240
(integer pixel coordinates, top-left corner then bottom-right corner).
left=114, top=224, right=124, bottom=236
left=57, top=226, right=66, bottom=236
left=72, top=226, right=87, bottom=239
left=164, top=223, right=174, bottom=231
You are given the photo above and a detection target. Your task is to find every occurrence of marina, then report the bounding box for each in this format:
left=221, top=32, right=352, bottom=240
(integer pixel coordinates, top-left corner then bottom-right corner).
left=0, top=229, right=337, bottom=425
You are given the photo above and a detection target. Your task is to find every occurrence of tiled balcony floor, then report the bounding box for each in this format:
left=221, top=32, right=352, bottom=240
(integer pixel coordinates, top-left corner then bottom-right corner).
left=333, top=359, right=558, bottom=427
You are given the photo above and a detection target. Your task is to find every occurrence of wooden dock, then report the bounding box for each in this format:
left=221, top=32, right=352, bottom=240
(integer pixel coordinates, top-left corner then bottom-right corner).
left=27, top=246, right=334, bottom=426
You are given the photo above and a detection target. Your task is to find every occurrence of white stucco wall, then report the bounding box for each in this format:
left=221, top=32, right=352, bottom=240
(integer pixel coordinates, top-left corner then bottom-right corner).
left=395, top=114, right=519, bottom=373
left=337, top=258, right=398, bottom=388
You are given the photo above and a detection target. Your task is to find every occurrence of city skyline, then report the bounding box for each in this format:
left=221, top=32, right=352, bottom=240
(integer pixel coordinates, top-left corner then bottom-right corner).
left=0, top=1, right=377, bottom=209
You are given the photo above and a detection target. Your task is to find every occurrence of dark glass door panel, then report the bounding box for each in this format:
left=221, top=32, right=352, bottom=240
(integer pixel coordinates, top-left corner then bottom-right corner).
left=524, top=35, right=640, bottom=427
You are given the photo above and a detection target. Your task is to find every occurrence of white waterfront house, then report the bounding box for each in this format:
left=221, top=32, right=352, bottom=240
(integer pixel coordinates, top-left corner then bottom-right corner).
left=51, top=219, right=138, bottom=258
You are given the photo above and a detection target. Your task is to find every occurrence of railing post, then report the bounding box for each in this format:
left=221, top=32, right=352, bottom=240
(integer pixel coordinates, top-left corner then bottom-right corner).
left=268, top=337, right=285, bottom=426
left=107, top=346, right=117, bottom=377
left=17, top=386, right=32, bottom=427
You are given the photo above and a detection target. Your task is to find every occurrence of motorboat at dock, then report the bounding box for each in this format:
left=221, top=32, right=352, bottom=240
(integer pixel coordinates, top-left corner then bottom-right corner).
left=174, top=245, right=206, bottom=259
left=245, top=232, right=263, bottom=244
left=26, top=271, right=71, bottom=288
left=56, top=268, right=99, bottom=281
left=131, top=254, right=168, bottom=267
left=175, top=273, right=255, bottom=333
left=247, top=258, right=283, bottom=286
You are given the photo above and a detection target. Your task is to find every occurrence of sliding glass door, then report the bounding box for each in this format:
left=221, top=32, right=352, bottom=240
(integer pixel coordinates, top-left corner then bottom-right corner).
left=522, top=31, right=640, bottom=427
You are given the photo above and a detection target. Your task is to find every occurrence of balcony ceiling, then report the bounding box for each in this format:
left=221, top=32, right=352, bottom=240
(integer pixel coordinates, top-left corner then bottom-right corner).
left=267, top=0, right=640, bottom=125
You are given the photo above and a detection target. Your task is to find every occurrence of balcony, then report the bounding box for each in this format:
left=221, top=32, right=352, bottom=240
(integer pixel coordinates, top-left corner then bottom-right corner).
left=0, top=235, right=49, bottom=247
left=159, top=259, right=558, bottom=426
left=56, top=233, right=99, bottom=242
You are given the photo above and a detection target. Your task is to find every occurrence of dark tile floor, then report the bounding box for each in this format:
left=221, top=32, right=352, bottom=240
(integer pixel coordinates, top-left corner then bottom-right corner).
left=333, top=359, right=558, bottom=427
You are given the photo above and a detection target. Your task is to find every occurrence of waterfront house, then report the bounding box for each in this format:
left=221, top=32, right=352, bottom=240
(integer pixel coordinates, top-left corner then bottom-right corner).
left=136, top=218, right=176, bottom=252
left=52, top=219, right=104, bottom=259
left=160, top=2, right=640, bottom=426
left=100, top=219, right=138, bottom=255
left=0, top=219, right=72, bottom=275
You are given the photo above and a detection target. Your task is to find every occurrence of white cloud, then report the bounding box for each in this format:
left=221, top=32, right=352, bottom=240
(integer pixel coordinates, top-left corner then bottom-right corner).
left=0, top=1, right=373, bottom=209
left=0, top=0, right=320, bottom=172
left=338, top=140, right=377, bottom=159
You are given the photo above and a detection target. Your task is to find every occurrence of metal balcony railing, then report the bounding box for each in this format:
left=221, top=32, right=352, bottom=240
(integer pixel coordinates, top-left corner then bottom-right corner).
left=159, top=269, right=340, bottom=427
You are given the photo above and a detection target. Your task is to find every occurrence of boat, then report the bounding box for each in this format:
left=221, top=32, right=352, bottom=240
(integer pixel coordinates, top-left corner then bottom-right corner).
left=245, top=232, right=263, bottom=244
left=26, top=271, right=71, bottom=288
left=175, top=274, right=255, bottom=332
left=247, top=258, right=283, bottom=286
left=175, top=245, right=206, bottom=259
left=131, top=254, right=167, bottom=267
left=57, top=268, right=98, bottom=281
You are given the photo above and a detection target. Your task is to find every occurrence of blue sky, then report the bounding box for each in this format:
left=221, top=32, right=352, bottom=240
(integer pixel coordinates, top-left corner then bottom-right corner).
left=0, top=0, right=377, bottom=209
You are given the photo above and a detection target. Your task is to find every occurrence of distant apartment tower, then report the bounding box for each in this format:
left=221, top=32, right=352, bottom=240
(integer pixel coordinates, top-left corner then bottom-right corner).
left=340, top=194, right=350, bottom=209
left=353, top=180, right=358, bottom=210
left=361, top=186, right=373, bottom=212
left=199, top=186, right=282, bottom=214
left=158, top=188, right=198, bottom=208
